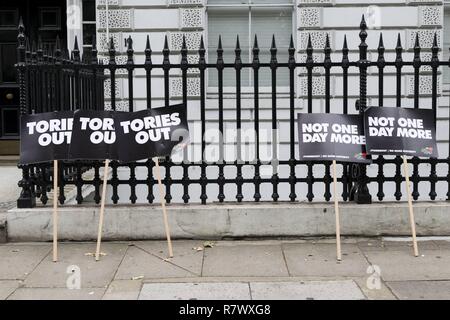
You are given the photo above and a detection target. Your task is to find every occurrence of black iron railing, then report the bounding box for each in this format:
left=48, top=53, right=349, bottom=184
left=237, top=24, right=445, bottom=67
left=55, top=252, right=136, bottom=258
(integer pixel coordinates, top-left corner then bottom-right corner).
left=15, top=16, right=450, bottom=208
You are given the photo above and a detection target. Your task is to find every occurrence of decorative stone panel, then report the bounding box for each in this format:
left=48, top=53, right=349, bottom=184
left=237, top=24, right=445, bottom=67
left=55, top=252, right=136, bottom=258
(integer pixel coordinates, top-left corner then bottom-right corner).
left=407, top=29, right=442, bottom=49
left=298, top=0, right=334, bottom=6
left=299, top=31, right=333, bottom=50
left=168, top=0, right=204, bottom=7
left=101, top=56, right=128, bottom=75
left=298, top=76, right=328, bottom=97
left=98, top=0, right=120, bottom=5
left=180, top=8, right=204, bottom=29
left=170, top=77, right=201, bottom=97
left=169, top=32, right=203, bottom=51
left=105, top=100, right=130, bottom=112
left=419, top=6, right=442, bottom=27
left=407, top=75, right=442, bottom=96
left=98, top=9, right=132, bottom=29
left=104, top=79, right=122, bottom=99
left=298, top=8, right=321, bottom=28
left=297, top=53, right=323, bottom=74
left=98, top=33, right=122, bottom=53
left=188, top=55, right=200, bottom=74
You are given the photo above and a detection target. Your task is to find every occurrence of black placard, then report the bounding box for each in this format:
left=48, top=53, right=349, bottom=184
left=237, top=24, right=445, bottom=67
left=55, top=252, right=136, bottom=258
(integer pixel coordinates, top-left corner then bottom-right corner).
left=69, top=110, right=118, bottom=160
left=297, top=113, right=370, bottom=163
left=19, top=111, right=74, bottom=165
left=364, top=107, right=438, bottom=158
left=114, top=104, right=189, bottom=162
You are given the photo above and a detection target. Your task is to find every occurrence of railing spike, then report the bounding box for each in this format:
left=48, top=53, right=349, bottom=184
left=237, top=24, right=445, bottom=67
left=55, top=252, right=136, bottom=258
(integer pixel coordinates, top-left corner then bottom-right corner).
left=253, top=34, right=259, bottom=49
left=236, top=35, right=241, bottom=50
left=218, top=35, right=223, bottom=50
left=164, top=34, right=169, bottom=50
left=181, top=34, right=187, bottom=51
left=378, top=33, right=384, bottom=49
left=414, top=33, right=420, bottom=49
left=396, top=33, right=402, bottom=49
left=271, top=34, right=276, bottom=50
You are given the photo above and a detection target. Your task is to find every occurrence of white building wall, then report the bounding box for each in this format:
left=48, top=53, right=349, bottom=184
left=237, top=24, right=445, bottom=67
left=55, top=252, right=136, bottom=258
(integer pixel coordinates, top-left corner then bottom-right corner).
left=92, top=0, right=449, bottom=203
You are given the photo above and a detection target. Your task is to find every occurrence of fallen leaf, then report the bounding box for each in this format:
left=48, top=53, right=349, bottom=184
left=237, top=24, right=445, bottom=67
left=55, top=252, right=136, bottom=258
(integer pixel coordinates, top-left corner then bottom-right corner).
left=131, top=276, right=144, bottom=281
left=192, top=246, right=204, bottom=252
left=203, top=241, right=215, bottom=248
left=88, top=291, right=95, bottom=295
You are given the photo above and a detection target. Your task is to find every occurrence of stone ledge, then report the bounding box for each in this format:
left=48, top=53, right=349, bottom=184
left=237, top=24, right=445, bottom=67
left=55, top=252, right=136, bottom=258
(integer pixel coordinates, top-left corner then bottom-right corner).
left=0, top=213, right=6, bottom=243
left=6, top=202, right=450, bottom=242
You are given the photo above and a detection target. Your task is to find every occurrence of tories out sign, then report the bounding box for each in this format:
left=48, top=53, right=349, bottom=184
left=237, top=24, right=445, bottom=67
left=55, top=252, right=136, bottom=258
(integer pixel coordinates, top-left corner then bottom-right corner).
left=20, top=111, right=74, bottom=164
left=114, top=104, right=189, bottom=162
left=297, top=113, right=370, bottom=163
left=364, top=107, right=438, bottom=158
left=69, top=110, right=118, bottom=160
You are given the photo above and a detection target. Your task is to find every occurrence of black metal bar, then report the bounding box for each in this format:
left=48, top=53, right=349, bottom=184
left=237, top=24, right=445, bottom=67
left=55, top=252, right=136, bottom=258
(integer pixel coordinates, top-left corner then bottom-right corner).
left=17, top=17, right=36, bottom=208
left=199, top=36, right=208, bottom=204
left=376, top=34, right=386, bottom=201
left=252, top=35, right=261, bottom=202
left=288, top=35, right=296, bottom=202
left=235, top=36, right=243, bottom=203
left=181, top=35, right=190, bottom=204
left=341, top=35, right=350, bottom=201
left=323, top=34, right=332, bottom=202
left=352, top=15, right=372, bottom=204
left=412, top=34, right=421, bottom=200
left=270, top=35, right=279, bottom=202
left=217, top=36, right=225, bottom=203
left=430, top=33, right=439, bottom=201
left=162, top=35, right=172, bottom=203
left=306, top=35, right=314, bottom=202
left=394, top=33, right=403, bottom=201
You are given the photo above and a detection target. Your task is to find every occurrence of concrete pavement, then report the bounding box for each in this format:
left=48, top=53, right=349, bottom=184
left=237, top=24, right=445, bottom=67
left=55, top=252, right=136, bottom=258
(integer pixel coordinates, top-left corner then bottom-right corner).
left=1, top=238, right=450, bottom=300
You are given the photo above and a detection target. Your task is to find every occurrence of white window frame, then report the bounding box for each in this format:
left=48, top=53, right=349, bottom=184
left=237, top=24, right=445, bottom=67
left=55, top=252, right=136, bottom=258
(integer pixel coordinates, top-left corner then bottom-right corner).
left=66, top=0, right=97, bottom=55
left=206, top=1, right=296, bottom=95
left=443, top=1, right=450, bottom=91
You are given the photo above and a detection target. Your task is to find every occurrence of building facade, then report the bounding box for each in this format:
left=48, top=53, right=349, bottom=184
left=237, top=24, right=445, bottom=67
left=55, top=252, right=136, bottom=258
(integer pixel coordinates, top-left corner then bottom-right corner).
left=1, top=0, right=450, bottom=203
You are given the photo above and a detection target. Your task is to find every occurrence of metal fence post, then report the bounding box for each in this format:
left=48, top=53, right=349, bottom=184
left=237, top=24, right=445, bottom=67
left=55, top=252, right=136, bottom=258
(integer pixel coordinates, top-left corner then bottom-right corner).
left=351, top=15, right=372, bottom=204
left=16, top=17, right=36, bottom=208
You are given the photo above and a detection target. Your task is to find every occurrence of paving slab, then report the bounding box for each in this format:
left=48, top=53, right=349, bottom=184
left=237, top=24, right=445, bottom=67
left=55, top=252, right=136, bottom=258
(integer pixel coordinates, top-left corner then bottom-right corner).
left=139, top=282, right=251, bottom=300
left=202, top=244, right=288, bottom=277
left=353, top=277, right=397, bottom=300
left=102, top=280, right=142, bottom=300
left=0, top=280, right=22, bottom=300
left=387, top=281, right=450, bottom=300
left=23, top=243, right=128, bottom=288
left=115, top=246, right=196, bottom=280
left=8, top=287, right=105, bottom=300
left=0, top=244, right=50, bottom=280
left=283, top=243, right=369, bottom=277
left=433, top=240, right=450, bottom=250
left=364, top=249, right=450, bottom=281
left=250, top=280, right=365, bottom=300
left=133, top=240, right=204, bottom=276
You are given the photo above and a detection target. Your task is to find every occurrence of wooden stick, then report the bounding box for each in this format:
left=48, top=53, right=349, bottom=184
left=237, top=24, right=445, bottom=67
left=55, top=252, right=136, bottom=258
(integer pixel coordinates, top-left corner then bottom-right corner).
left=332, top=160, right=342, bottom=261
left=402, top=156, right=419, bottom=257
left=95, top=159, right=110, bottom=261
left=154, top=157, right=174, bottom=258
left=52, top=160, right=58, bottom=262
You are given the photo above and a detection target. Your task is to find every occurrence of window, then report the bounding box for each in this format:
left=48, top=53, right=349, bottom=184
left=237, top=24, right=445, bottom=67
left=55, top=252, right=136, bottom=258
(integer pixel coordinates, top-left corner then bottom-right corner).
left=0, top=9, right=18, bottom=30
left=207, top=0, right=294, bottom=88
left=81, top=0, right=96, bottom=58
left=39, top=7, right=61, bottom=30
left=444, top=3, right=450, bottom=84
